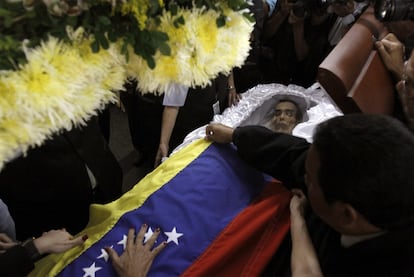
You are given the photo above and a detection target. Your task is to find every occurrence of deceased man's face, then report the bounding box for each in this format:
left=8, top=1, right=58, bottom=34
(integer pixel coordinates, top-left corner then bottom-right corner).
left=271, top=101, right=299, bottom=134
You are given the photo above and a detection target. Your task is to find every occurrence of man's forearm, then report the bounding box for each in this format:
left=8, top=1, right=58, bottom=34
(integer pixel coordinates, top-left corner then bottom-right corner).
left=159, top=106, right=180, bottom=146
left=290, top=214, right=323, bottom=277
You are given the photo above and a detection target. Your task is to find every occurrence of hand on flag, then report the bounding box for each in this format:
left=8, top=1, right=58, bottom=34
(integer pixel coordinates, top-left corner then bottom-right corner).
left=105, top=224, right=167, bottom=277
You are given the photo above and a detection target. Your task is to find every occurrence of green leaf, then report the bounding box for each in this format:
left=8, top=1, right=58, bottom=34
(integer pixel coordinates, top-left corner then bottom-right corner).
left=95, top=32, right=109, bottom=49
left=169, top=3, right=178, bottom=15
left=91, top=40, right=100, bottom=52
left=195, top=0, right=204, bottom=9
left=243, top=13, right=255, bottom=23
left=146, top=55, right=156, bottom=69
left=150, top=30, right=169, bottom=43
left=98, top=15, right=111, bottom=26
left=4, top=17, right=13, bottom=28
left=173, top=16, right=185, bottom=28
left=126, top=34, right=135, bottom=45
left=121, top=42, right=128, bottom=55
left=158, top=43, right=171, bottom=56
left=216, top=15, right=226, bottom=27
left=148, top=0, right=160, bottom=15
left=204, top=0, right=214, bottom=9
left=133, top=42, right=141, bottom=55
left=107, top=29, right=117, bottom=42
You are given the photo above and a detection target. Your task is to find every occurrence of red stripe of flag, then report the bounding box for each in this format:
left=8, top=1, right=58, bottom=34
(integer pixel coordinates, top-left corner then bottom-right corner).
left=182, top=180, right=291, bottom=276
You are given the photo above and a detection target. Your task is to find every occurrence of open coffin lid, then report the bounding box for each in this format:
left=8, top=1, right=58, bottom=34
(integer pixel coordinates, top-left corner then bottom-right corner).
left=317, top=6, right=395, bottom=114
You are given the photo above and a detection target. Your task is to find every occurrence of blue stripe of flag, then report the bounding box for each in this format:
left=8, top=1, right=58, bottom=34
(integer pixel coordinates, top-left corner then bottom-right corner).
left=58, top=143, right=267, bottom=277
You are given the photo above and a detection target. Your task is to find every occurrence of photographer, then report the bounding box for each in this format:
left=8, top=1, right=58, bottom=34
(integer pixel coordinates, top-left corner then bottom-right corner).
left=328, top=0, right=370, bottom=46
left=374, top=0, right=414, bottom=130
left=261, top=0, right=336, bottom=87
left=376, top=33, right=414, bottom=130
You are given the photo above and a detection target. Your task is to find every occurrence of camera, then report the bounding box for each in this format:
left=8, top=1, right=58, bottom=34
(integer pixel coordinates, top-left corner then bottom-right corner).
left=290, top=0, right=307, bottom=17
left=288, top=0, right=329, bottom=17
left=288, top=0, right=305, bottom=17
left=374, top=0, right=414, bottom=21
left=326, top=0, right=350, bottom=4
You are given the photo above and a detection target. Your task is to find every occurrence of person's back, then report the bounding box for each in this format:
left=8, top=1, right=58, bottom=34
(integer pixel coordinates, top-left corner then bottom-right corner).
left=120, top=80, right=164, bottom=167
left=0, top=116, right=122, bottom=240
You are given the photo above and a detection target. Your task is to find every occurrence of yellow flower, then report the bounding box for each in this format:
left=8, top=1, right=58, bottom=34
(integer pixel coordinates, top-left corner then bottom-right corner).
left=128, top=6, right=253, bottom=94
left=0, top=32, right=126, bottom=170
left=0, top=3, right=254, bottom=170
left=120, top=0, right=149, bottom=29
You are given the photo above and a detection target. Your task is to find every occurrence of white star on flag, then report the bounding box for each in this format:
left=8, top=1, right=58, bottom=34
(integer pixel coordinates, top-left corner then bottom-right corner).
left=117, top=234, right=128, bottom=250
left=97, top=246, right=112, bottom=262
left=144, top=227, right=154, bottom=243
left=82, top=262, right=102, bottom=277
left=164, top=227, right=184, bottom=245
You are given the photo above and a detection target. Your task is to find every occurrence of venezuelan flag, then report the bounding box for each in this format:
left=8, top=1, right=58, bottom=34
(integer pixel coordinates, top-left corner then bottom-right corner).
left=30, top=139, right=291, bottom=276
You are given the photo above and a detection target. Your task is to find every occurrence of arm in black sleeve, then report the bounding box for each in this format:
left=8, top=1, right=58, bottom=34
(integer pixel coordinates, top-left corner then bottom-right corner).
left=233, top=125, right=310, bottom=190
left=0, top=244, right=35, bottom=277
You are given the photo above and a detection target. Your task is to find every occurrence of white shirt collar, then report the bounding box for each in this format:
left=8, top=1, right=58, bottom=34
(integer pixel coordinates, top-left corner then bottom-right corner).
left=341, top=231, right=387, bottom=248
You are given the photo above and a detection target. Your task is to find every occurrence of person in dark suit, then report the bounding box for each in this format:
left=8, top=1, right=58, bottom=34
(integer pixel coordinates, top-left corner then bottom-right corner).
left=0, top=116, right=122, bottom=241
left=205, top=114, right=414, bottom=276
left=120, top=80, right=164, bottom=168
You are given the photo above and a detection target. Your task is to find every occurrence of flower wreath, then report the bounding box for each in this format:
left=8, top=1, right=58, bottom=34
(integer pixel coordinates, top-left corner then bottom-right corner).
left=0, top=0, right=254, bottom=169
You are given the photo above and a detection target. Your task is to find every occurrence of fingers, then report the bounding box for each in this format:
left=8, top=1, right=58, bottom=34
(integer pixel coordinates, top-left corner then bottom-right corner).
left=381, top=39, right=403, bottom=54
left=154, top=156, right=161, bottom=168
left=383, top=32, right=399, bottom=42
left=396, top=80, right=405, bottom=102
left=228, top=94, right=234, bottom=107
left=105, top=226, right=167, bottom=277
left=376, top=33, right=403, bottom=54
left=127, top=228, right=136, bottom=249
left=105, top=247, right=120, bottom=264
left=205, top=123, right=234, bottom=143
left=155, top=148, right=163, bottom=167
left=375, top=41, right=386, bottom=54
left=375, top=41, right=394, bottom=61
left=151, top=240, right=167, bottom=257
left=380, top=39, right=395, bottom=50
left=205, top=123, right=220, bottom=140
left=135, top=224, right=148, bottom=246
left=0, top=233, right=13, bottom=243
left=124, top=225, right=164, bottom=252
left=128, top=225, right=166, bottom=257
left=228, top=90, right=240, bottom=106
left=0, top=241, right=16, bottom=251
left=291, top=188, right=304, bottom=197
left=407, top=52, right=414, bottom=77
left=66, top=235, right=86, bottom=248
left=145, top=228, right=161, bottom=250
left=205, top=124, right=215, bottom=140
left=155, top=145, right=169, bottom=167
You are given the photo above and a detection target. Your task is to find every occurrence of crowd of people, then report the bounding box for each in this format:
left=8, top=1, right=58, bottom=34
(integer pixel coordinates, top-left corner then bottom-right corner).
left=1, top=0, right=414, bottom=275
